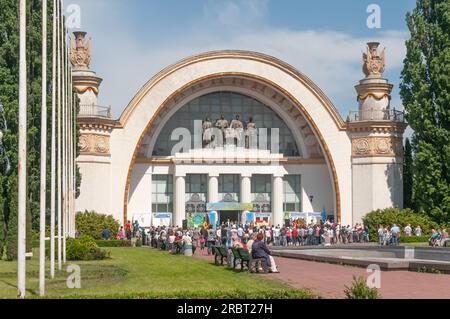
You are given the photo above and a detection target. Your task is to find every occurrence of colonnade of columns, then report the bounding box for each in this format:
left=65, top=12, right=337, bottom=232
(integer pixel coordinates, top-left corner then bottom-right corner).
left=172, top=173, right=284, bottom=227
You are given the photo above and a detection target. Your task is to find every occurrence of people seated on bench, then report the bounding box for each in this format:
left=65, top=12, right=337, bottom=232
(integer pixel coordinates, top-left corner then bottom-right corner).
left=246, top=234, right=257, bottom=254
left=233, top=239, right=245, bottom=249
left=251, top=233, right=279, bottom=273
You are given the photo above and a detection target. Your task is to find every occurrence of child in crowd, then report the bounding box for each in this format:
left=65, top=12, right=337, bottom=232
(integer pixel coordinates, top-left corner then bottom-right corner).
left=200, top=235, right=206, bottom=251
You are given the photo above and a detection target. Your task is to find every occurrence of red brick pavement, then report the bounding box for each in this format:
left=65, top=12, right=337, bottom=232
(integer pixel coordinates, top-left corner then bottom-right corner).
left=193, top=248, right=450, bottom=299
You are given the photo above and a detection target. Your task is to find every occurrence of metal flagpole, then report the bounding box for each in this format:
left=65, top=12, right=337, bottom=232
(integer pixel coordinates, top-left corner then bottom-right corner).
left=50, top=0, right=57, bottom=279
left=39, top=0, right=48, bottom=297
left=67, top=33, right=71, bottom=239
left=57, top=0, right=62, bottom=271
left=63, top=30, right=68, bottom=244
left=72, top=91, right=77, bottom=237
left=68, top=67, right=73, bottom=238
left=17, top=0, right=27, bottom=299
left=62, top=7, right=67, bottom=263
left=71, top=72, right=75, bottom=237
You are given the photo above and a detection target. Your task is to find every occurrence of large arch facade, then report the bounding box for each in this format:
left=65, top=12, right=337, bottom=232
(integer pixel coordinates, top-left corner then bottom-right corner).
left=104, top=51, right=352, bottom=226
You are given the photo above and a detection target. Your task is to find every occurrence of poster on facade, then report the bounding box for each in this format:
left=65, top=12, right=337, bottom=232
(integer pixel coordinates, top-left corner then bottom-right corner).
left=283, top=212, right=324, bottom=224
left=187, top=213, right=206, bottom=228
left=245, top=211, right=255, bottom=224
left=206, top=202, right=253, bottom=211
left=208, top=211, right=218, bottom=228
left=255, top=213, right=271, bottom=226
left=152, top=213, right=172, bottom=227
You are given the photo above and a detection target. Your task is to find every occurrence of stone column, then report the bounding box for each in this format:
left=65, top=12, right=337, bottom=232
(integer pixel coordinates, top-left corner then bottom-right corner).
left=240, top=174, right=252, bottom=224
left=208, top=174, right=219, bottom=204
left=174, top=175, right=186, bottom=228
left=272, top=175, right=284, bottom=227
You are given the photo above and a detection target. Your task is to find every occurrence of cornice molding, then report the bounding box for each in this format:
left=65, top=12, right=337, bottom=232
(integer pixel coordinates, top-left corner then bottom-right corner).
left=346, top=121, right=408, bottom=133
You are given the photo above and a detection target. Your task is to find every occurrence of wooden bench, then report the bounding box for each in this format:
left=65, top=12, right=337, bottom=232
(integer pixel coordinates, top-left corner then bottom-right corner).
left=213, top=246, right=228, bottom=266
left=231, top=247, right=242, bottom=269
left=236, top=248, right=269, bottom=273
left=237, top=248, right=250, bottom=270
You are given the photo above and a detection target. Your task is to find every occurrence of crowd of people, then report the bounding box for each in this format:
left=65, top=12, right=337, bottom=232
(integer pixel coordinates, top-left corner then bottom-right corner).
left=90, top=219, right=444, bottom=250
left=89, top=219, right=449, bottom=273
left=142, top=220, right=373, bottom=253
left=112, top=219, right=414, bottom=250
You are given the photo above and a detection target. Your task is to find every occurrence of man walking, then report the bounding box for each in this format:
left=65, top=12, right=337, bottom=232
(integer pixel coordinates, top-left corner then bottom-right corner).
left=391, top=224, right=401, bottom=246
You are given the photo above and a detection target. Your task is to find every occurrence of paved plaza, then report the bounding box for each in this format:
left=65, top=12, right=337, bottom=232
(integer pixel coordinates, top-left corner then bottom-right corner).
left=194, top=249, right=450, bottom=299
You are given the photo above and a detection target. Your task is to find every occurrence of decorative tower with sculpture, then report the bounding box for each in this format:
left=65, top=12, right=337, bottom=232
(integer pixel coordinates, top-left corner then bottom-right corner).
left=71, top=31, right=114, bottom=214
left=348, top=42, right=408, bottom=224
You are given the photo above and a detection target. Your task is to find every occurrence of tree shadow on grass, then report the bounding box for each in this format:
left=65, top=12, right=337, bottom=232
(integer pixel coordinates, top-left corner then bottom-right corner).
left=0, top=279, right=38, bottom=297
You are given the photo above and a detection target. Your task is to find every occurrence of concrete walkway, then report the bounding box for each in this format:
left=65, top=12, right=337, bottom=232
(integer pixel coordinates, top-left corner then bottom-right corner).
left=193, top=248, right=450, bottom=299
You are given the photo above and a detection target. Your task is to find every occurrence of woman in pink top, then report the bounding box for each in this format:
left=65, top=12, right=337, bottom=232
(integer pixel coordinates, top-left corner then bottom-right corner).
left=117, top=226, right=125, bottom=240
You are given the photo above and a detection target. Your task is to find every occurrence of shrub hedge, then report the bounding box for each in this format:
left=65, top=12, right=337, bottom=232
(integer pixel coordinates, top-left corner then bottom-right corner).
left=344, top=276, right=379, bottom=299
left=362, top=208, right=440, bottom=242
left=59, top=289, right=317, bottom=299
left=66, top=235, right=110, bottom=261
left=75, top=211, right=120, bottom=240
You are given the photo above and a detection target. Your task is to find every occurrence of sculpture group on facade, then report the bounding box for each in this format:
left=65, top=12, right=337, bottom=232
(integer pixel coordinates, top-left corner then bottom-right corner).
left=202, top=115, right=258, bottom=149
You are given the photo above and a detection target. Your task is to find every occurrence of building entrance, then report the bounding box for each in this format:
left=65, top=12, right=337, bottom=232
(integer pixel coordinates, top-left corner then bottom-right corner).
left=219, top=211, right=240, bottom=225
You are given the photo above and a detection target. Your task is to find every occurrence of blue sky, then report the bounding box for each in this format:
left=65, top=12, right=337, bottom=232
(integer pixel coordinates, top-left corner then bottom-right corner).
left=69, top=0, right=416, bottom=121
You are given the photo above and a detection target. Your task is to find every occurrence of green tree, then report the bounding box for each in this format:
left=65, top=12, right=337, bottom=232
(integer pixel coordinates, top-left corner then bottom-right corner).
left=0, top=0, right=81, bottom=260
left=403, top=138, right=413, bottom=209
left=400, top=0, right=450, bottom=224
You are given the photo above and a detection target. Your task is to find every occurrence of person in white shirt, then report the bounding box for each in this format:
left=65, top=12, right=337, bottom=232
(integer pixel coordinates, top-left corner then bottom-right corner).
left=182, top=233, right=193, bottom=256
left=273, top=226, right=280, bottom=246
left=237, top=226, right=244, bottom=238
left=378, top=225, right=384, bottom=245
left=265, top=228, right=271, bottom=245
left=415, top=226, right=422, bottom=237
left=404, top=224, right=412, bottom=237
left=216, top=227, right=221, bottom=239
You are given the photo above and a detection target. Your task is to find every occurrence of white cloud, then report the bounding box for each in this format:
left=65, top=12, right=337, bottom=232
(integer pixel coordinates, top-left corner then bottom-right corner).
left=202, top=0, right=268, bottom=27
left=77, top=0, right=409, bottom=118
left=92, top=28, right=408, bottom=118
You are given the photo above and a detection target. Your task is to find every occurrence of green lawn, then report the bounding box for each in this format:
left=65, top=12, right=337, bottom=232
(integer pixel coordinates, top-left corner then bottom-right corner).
left=0, top=247, right=315, bottom=299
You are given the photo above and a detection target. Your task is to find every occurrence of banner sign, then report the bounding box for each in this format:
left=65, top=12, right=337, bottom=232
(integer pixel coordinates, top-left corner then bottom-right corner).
left=154, top=213, right=172, bottom=219
left=255, top=213, right=271, bottom=225
left=152, top=213, right=172, bottom=227
left=208, top=211, right=218, bottom=227
left=206, top=202, right=253, bottom=211
left=284, top=212, right=323, bottom=221
left=245, top=211, right=255, bottom=223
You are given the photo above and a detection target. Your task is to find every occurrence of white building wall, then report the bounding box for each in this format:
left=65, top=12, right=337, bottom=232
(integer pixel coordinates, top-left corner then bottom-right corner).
left=76, top=156, right=111, bottom=215
left=127, top=164, right=152, bottom=224
left=285, top=165, right=334, bottom=218
left=352, top=157, right=404, bottom=224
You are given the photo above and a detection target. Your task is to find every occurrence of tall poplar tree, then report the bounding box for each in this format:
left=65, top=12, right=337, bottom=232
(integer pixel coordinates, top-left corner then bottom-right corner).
left=400, top=0, right=450, bottom=224
left=403, top=138, right=413, bottom=210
